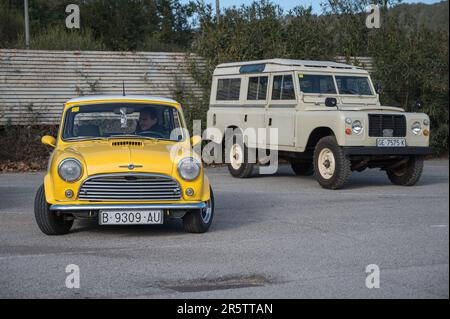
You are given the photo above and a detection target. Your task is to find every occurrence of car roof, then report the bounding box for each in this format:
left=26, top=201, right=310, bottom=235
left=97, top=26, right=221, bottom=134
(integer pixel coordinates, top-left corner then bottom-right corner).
left=65, top=95, right=179, bottom=105
left=214, top=58, right=368, bottom=76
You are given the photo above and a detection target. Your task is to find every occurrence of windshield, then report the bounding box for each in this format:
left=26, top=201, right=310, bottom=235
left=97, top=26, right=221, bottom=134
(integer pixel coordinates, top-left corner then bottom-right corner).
left=335, top=76, right=373, bottom=95
left=62, top=103, right=184, bottom=141
left=299, top=74, right=337, bottom=94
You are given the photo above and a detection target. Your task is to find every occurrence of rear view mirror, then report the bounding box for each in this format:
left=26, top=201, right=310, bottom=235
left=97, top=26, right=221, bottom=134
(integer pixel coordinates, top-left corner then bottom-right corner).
left=375, top=81, right=382, bottom=94
left=113, top=107, right=134, bottom=115
left=41, top=135, right=56, bottom=148
left=325, top=97, right=337, bottom=107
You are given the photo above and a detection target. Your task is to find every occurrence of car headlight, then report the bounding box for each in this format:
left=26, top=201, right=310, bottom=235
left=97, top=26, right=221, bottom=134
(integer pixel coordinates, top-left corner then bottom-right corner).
left=177, top=157, right=201, bottom=181
left=58, top=158, right=83, bottom=182
left=352, top=120, right=363, bottom=135
left=411, top=121, right=422, bottom=135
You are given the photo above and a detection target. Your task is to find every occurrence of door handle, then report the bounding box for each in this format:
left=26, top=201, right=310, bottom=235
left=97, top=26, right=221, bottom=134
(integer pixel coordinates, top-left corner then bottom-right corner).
left=244, top=114, right=247, bottom=122
left=268, top=118, right=272, bottom=126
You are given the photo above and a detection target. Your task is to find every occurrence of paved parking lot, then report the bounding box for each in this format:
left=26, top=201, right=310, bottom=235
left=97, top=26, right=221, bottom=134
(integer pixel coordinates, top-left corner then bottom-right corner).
left=0, top=160, right=448, bottom=298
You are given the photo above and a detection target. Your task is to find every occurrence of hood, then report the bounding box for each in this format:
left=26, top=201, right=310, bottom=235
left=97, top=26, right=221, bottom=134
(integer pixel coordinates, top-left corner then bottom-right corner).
left=61, top=140, right=182, bottom=176
left=338, top=104, right=405, bottom=112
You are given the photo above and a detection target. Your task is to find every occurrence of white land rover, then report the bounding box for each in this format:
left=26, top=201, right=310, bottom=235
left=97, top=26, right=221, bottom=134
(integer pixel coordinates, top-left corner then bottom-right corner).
left=206, top=59, right=433, bottom=189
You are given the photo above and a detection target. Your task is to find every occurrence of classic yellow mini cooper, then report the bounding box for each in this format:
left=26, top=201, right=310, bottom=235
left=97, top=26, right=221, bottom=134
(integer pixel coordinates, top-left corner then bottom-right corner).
left=35, top=95, right=213, bottom=235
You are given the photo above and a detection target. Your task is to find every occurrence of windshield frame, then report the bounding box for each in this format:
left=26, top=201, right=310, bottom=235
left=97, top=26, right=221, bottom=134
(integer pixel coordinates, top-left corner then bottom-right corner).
left=59, top=102, right=186, bottom=143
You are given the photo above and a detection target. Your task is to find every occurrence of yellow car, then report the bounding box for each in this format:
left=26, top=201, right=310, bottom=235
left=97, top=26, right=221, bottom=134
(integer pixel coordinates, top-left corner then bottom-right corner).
left=35, top=95, right=214, bottom=235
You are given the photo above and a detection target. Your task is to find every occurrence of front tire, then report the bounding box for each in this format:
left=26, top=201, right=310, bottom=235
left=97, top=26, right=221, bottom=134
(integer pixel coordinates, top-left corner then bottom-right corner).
left=183, top=187, right=214, bottom=233
left=387, top=155, right=424, bottom=186
left=225, top=131, right=254, bottom=178
left=313, top=136, right=351, bottom=189
left=34, top=184, right=73, bottom=235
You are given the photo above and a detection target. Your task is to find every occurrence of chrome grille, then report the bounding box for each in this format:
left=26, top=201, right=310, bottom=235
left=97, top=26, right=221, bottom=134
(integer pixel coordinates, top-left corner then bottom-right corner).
left=369, top=114, right=407, bottom=137
left=78, top=174, right=181, bottom=201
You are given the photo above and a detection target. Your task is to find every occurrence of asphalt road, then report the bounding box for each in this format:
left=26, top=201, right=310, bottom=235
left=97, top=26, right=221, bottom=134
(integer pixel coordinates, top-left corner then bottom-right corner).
left=0, top=160, right=448, bottom=299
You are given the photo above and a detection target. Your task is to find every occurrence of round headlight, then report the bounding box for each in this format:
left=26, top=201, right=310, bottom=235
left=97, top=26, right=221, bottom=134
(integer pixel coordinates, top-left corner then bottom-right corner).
left=352, top=120, right=363, bottom=135
left=58, top=158, right=83, bottom=182
left=411, top=122, right=422, bottom=135
left=178, top=157, right=201, bottom=181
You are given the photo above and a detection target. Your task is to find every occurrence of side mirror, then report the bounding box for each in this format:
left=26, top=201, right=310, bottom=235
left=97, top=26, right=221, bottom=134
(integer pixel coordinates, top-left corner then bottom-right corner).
left=41, top=135, right=56, bottom=148
left=190, top=135, right=202, bottom=146
left=325, top=97, right=337, bottom=107
left=415, top=100, right=424, bottom=109
left=375, top=81, right=382, bottom=94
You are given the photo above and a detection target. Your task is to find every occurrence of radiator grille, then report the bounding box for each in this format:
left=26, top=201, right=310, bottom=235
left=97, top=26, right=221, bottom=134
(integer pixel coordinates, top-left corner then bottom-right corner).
left=368, top=114, right=407, bottom=137
left=78, top=174, right=181, bottom=201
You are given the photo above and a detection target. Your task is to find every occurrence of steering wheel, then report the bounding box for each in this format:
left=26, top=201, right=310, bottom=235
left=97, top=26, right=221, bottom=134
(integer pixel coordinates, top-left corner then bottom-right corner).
left=138, top=130, right=165, bottom=138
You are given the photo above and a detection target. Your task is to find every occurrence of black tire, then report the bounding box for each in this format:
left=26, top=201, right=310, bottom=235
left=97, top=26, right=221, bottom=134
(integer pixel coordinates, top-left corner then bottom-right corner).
left=34, top=184, right=73, bottom=235
left=225, top=130, right=254, bottom=178
left=313, top=136, right=352, bottom=189
left=291, top=160, right=314, bottom=176
left=183, top=187, right=214, bottom=233
left=387, top=155, right=424, bottom=186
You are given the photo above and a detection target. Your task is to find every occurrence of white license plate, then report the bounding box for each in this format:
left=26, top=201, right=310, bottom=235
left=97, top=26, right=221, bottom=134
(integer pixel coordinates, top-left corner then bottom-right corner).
left=376, top=138, right=406, bottom=147
left=99, top=210, right=163, bottom=225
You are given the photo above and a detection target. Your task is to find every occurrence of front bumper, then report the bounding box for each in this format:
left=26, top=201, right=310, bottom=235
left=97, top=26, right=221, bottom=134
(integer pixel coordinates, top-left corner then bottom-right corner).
left=50, top=203, right=206, bottom=211
left=343, top=146, right=434, bottom=156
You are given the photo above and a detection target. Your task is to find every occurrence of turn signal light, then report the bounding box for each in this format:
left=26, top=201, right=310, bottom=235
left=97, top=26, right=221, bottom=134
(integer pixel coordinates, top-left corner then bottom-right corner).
left=423, top=129, right=429, bottom=136
left=345, top=128, right=352, bottom=135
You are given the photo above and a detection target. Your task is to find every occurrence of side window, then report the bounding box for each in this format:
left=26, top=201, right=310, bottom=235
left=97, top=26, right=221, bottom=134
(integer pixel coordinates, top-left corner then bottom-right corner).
left=247, top=76, right=268, bottom=100
left=271, top=75, right=295, bottom=100
left=216, top=78, right=241, bottom=101
left=299, top=74, right=336, bottom=94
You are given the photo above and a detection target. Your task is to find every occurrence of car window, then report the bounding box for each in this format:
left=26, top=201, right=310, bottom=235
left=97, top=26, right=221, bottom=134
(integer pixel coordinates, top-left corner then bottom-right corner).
left=298, top=74, right=337, bottom=94
left=272, top=75, right=295, bottom=100
left=247, top=76, right=268, bottom=100
left=216, top=78, right=241, bottom=100
left=62, top=103, right=183, bottom=141
left=335, top=76, right=373, bottom=95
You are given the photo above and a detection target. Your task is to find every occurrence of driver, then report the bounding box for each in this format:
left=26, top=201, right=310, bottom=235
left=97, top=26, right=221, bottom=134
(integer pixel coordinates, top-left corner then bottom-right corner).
left=136, top=109, right=164, bottom=134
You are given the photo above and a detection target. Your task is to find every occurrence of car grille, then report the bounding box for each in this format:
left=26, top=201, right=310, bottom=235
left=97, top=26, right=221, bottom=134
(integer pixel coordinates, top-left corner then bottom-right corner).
left=78, top=174, right=181, bottom=201
left=368, top=114, right=407, bottom=137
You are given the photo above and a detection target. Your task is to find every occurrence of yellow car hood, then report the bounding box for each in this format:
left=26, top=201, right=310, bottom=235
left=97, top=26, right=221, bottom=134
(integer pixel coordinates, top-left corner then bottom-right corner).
left=62, top=140, right=180, bottom=176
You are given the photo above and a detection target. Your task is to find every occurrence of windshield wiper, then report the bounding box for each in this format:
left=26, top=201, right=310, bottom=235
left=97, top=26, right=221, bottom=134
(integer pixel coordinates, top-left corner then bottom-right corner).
left=107, top=134, right=158, bottom=141
left=65, top=136, right=108, bottom=141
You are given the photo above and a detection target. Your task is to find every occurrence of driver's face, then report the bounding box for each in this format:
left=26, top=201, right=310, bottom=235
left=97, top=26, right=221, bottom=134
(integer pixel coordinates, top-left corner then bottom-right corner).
left=139, top=113, right=157, bottom=131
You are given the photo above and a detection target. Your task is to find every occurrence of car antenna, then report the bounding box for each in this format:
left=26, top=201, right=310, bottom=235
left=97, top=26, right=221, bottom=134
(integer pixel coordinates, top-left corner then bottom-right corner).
left=122, top=81, right=126, bottom=96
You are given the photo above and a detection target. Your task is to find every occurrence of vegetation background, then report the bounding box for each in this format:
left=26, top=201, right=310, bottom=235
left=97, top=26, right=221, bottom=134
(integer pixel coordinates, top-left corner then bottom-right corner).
left=0, top=0, right=448, bottom=170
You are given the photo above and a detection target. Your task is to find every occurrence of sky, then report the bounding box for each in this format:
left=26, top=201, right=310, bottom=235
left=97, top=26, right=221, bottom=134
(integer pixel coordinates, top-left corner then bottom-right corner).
left=199, top=0, right=443, bottom=14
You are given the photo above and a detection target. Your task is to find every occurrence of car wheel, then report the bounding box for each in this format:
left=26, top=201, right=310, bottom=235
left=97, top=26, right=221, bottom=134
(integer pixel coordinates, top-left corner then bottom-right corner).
left=225, top=131, right=254, bottom=178
left=34, top=184, right=73, bottom=235
left=183, top=187, right=214, bottom=233
left=313, top=136, right=352, bottom=189
left=387, top=155, right=424, bottom=186
left=291, top=160, right=314, bottom=176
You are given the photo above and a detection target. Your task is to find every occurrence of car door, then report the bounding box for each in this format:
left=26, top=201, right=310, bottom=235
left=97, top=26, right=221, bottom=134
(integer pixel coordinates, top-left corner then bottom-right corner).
left=266, top=73, right=297, bottom=148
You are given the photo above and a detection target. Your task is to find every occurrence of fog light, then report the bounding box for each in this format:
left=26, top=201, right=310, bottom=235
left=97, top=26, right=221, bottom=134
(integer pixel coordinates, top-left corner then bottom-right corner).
left=185, top=188, right=194, bottom=196
left=65, top=189, right=74, bottom=198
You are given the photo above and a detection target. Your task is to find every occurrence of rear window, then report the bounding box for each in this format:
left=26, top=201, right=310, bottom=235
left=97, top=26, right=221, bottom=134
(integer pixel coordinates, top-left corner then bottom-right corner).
left=216, top=78, right=241, bottom=101
left=299, top=74, right=336, bottom=94
left=272, top=75, right=295, bottom=100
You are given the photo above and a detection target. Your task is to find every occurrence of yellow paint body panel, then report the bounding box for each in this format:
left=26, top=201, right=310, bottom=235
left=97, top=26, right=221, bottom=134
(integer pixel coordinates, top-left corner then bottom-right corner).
left=43, top=97, right=210, bottom=206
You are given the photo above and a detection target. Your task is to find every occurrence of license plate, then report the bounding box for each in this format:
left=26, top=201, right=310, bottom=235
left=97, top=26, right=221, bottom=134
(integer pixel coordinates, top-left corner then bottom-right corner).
left=99, top=210, right=163, bottom=225
left=376, top=138, right=406, bottom=147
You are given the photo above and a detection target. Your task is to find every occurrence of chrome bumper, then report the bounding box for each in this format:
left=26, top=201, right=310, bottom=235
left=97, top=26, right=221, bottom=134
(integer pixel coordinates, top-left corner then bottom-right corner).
left=50, top=203, right=206, bottom=211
